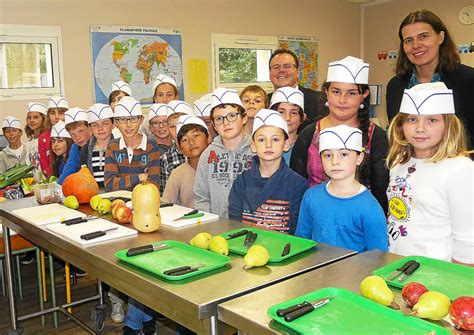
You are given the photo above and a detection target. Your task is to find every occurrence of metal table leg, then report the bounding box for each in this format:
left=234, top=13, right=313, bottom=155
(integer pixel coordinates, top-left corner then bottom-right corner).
left=2, top=224, right=23, bottom=334
left=35, top=248, right=45, bottom=326
left=48, top=253, right=58, bottom=327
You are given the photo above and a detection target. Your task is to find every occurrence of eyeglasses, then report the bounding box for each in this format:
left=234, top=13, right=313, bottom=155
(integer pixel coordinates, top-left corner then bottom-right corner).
left=114, top=116, right=142, bottom=124
left=150, top=120, right=168, bottom=128
left=270, top=63, right=297, bottom=71
left=213, top=112, right=242, bottom=125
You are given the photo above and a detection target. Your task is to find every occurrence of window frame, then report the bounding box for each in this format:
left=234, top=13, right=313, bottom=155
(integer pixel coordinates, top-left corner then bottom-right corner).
left=211, top=33, right=278, bottom=92
left=0, top=24, right=64, bottom=100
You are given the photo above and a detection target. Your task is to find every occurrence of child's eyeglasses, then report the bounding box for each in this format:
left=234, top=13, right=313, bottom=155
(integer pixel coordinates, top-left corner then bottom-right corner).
left=114, top=116, right=142, bottom=124
left=150, top=120, right=168, bottom=128
left=213, top=112, right=241, bottom=125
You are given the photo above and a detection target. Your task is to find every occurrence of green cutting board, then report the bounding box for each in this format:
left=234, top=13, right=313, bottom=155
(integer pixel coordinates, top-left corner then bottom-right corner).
left=115, top=240, right=231, bottom=281
left=219, top=227, right=316, bottom=262
left=372, top=256, right=474, bottom=300
left=268, top=287, right=449, bottom=335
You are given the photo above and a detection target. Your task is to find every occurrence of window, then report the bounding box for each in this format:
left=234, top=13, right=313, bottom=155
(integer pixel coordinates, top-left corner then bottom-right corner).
left=0, top=25, right=64, bottom=100
left=211, top=34, right=278, bottom=92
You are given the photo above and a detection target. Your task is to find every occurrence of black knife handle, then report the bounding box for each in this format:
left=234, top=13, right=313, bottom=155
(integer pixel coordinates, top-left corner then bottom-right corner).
left=166, top=267, right=198, bottom=276
left=163, top=265, right=191, bottom=276
left=397, top=260, right=416, bottom=271
left=277, top=301, right=311, bottom=317
left=247, top=232, right=258, bottom=246
left=243, top=231, right=253, bottom=246
left=63, top=217, right=87, bottom=225
left=281, top=242, right=291, bottom=257
left=80, top=231, right=106, bottom=240
left=226, top=230, right=249, bottom=240
left=404, top=261, right=420, bottom=275
left=126, top=245, right=154, bottom=257
left=284, top=304, right=315, bottom=322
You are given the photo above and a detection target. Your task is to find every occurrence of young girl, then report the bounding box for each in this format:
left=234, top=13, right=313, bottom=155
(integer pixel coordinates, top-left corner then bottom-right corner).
left=386, top=82, right=473, bottom=265
left=152, top=74, right=179, bottom=104
left=49, top=121, right=73, bottom=177
left=38, top=96, right=68, bottom=176
left=109, top=81, right=131, bottom=111
left=270, top=86, right=305, bottom=166
left=25, top=102, right=47, bottom=174
left=291, top=56, right=389, bottom=213
left=296, top=124, right=388, bottom=252
left=240, top=85, right=268, bottom=134
left=148, top=103, right=172, bottom=148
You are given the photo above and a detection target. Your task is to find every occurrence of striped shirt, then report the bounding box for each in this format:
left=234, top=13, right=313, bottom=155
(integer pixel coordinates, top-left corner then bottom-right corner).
left=91, top=149, right=106, bottom=189
left=104, top=135, right=161, bottom=191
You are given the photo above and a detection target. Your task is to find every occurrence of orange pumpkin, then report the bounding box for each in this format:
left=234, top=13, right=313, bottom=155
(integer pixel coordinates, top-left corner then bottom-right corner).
left=62, top=165, right=99, bottom=204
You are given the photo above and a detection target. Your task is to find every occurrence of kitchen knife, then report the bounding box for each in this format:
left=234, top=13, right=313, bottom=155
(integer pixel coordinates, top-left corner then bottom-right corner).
left=244, top=231, right=258, bottom=248
left=387, top=260, right=417, bottom=280
left=398, top=261, right=420, bottom=282
left=80, top=227, right=118, bottom=241
left=173, top=209, right=205, bottom=221
left=62, top=215, right=100, bottom=226
left=283, top=297, right=331, bottom=322
left=281, top=242, right=291, bottom=257
left=126, top=243, right=170, bottom=257
left=163, top=264, right=206, bottom=276
left=159, top=203, right=174, bottom=208
left=225, top=229, right=249, bottom=240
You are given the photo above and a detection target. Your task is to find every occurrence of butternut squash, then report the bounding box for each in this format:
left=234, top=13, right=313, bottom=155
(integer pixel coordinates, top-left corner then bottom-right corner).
left=132, top=178, right=161, bottom=232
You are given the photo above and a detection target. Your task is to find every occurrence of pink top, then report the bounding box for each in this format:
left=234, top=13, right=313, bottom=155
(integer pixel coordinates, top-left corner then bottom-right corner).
left=38, top=129, right=52, bottom=176
left=307, top=121, right=329, bottom=187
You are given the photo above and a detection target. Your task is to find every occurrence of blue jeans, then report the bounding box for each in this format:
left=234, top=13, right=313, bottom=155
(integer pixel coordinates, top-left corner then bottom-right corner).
left=124, top=298, right=155, bottom=330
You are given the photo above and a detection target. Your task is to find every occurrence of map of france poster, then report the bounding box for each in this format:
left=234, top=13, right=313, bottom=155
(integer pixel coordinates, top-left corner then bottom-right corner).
left=91, top=25, right=184, bottom=105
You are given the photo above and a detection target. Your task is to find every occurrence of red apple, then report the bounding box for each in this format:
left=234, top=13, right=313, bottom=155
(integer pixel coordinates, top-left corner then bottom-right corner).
left=402, top=282, right=429, bottom=307
left=115, top=206, right=133, bottom=224
left=449, top=296, right=474, bottom=331
left=112, top=203, right=125, bottom=220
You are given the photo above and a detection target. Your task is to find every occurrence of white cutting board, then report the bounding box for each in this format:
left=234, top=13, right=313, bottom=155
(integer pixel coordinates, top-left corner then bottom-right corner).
left=12, top=203, right=86, bottom=226
left=46, top=219, right=137, bottom=245
left=100, top=190, right=132, bottom=199
left=160, top=205, right=219, bottom=228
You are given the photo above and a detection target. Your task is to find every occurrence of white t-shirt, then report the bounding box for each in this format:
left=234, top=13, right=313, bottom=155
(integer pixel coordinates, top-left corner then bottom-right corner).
left=387, top=156, right=474, bottom=263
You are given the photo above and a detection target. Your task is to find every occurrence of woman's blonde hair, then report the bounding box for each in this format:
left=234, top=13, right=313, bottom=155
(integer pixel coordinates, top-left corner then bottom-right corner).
left=386, top=113, right=470, bottom=168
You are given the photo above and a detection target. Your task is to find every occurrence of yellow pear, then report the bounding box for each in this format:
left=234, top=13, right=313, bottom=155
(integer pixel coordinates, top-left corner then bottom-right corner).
left=243, top=245, right=269, bottom=270
left=413, top=291, right=450, bottom=320
left=190, top=232, right=213, bottom=249
left=360, top=275, right=394, bottom=306
left=97, top=198, right=112, bottom=214
left=64, top=195, right=79, bottom=209
left=208, top=236, right=229, bottom=255
left=89, top=195, right=102, bottom=210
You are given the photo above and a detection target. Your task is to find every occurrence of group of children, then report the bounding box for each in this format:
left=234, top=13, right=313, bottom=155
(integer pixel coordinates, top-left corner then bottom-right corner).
left=1, top=53, right=472, bottom=335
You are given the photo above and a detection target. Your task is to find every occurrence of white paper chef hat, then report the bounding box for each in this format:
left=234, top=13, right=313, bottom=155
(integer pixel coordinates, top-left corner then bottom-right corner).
left=327, top=56, right=369, bottom=84
left=399, top=82, right=454, bottom=115
left=27, top=102, right=47, bottom=115
left=50, top=120, right=71, bottom=138
left=2, top=116, right=22, bottom=130
left=176, top=115, right=209, bottom=137
left=88, top=103, right=115, bottom=123
left=252, top=109, right=289, bottom=136
left=319, top=125, right=362, bottom=153
left=48, top=96, right=69, bottom=109
left=166, top=100, right=194, bottom=117
left=211, top=87, right=244, bottom=110
left=148, top=103, right=168, bottom=122
left=111, top=81, right=132, bottom=96
left=152, top=74, right=178, bottom=93
left=64, top=107, right=88, bottom=125
left=269, top=86, right=304, bottom=111
left=193, top=94, right=213, bottom=117
left=114, top=96, right=143, bottom=117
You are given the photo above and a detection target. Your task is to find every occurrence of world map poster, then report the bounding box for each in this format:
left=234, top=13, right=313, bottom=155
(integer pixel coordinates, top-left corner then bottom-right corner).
left=279, top=36, right=319, bottom=90
left=91, top=25, right=183, bottom=104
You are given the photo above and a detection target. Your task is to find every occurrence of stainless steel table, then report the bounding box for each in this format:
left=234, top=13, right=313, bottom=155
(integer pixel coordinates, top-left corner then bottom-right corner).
left=1, top=197, right=356, bottom=334
left=218, top=250, right=463, bottom=334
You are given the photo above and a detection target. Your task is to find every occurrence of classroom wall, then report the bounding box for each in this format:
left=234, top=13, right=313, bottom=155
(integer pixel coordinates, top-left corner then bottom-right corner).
left=0, top=0, right=361, bottom=126
left=364, top=0, right=474, bottom=127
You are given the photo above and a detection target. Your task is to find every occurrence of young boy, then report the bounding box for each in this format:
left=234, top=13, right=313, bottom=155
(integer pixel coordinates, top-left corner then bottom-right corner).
left=295, top=125, right=388, bottom=252
left=148, top=103, right=172, bottom=149
left=240, top=85, right=268, bottom=134
left=104, top=96, right=161, bottom=191
left=0, top=117, right=26, bottom=173
left=269, top=86, right=306, bottom=165
left=229, top=109, right=308, bottom=234
left=159, top=100, right=194, bottom=193
left=57, top=107, right=92, bottom=184
left=194, top=87, right=254, bottom=218
left=162, top=115, right=212, bottom=207
left=79, top=103, right=116, bottom=190
left=193, top=94, right=215, bottom=138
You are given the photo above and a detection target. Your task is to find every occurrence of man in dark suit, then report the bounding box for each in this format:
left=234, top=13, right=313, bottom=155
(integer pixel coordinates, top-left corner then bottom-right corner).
left=268, top=49, right=321, bottom=131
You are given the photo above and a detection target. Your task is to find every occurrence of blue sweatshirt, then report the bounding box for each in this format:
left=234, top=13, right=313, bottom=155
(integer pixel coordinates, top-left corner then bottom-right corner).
left=229, top=156, right=308, bottom=234
left=58, top=143, right=81, bottom=184
left=296, top=181, right=388, bottom=252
